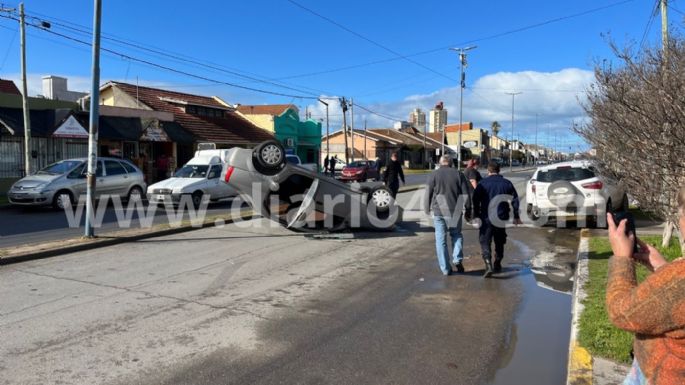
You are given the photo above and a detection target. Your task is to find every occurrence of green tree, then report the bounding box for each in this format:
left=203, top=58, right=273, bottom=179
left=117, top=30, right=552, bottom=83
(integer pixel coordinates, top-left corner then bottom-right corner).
left=490, top=121, right=501, bottom=137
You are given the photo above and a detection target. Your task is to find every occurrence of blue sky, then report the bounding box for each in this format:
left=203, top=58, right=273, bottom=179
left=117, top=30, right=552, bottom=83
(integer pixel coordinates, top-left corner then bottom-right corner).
left=0, top=0, right=677, bottom=152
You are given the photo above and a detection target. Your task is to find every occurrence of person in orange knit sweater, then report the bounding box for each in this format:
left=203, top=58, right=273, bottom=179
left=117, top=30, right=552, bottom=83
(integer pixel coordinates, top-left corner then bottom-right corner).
left=606, top=186, right=685, bottom=385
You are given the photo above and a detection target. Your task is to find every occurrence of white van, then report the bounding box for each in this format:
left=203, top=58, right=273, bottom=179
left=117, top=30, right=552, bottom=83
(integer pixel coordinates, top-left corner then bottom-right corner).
left=147, top=148, right=237, bottom=207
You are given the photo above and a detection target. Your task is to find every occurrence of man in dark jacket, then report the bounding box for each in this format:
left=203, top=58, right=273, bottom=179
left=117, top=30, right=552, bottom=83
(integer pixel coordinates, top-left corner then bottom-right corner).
left=473, top=161, right=522, bottom=278
left=328, top=156, right=337, bottom=177
left=383, top=152, right=405, bottom=198
left=424, top=155, right=472, bottom=275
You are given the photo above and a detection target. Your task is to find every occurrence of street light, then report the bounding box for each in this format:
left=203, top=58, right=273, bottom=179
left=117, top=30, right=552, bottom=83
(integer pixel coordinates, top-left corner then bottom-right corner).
left=505, top=91, right=522, bottom=172
left=449, top=45, right=477, bottom=170
left=318, top=98, right=329, bottom=159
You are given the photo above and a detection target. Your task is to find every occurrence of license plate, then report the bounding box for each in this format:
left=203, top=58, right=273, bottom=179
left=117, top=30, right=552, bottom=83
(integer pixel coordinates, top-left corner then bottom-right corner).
left=156, top=194, right=166, bottom=200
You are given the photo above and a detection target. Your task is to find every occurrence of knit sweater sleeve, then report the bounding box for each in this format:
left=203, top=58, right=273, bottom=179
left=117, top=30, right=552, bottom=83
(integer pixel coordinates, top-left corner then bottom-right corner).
left=606, top=257, right=685, bottom=335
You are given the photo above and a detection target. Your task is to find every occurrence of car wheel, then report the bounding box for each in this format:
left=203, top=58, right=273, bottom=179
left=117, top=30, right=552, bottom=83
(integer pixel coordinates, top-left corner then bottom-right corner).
left=191, top=191, right=204, bottom=209
left=369, top=185, right=393, bottom=213
left=127, top=186, right=144, bottom=203
left=252, top=140, right=286, bottom=175
left=52, top=190, right=73, bottom=210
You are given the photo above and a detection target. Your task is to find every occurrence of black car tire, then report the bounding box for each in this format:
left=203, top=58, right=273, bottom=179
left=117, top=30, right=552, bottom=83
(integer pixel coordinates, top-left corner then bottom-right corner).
left=127, top=186, right=144, bottom=203
left=369, top=185, right=393, bottom=213
left=52, top=190, right=74, bottom=210
left=253, top=140, right=286, bottom=175
left=191, top=191, right=204, bottom=209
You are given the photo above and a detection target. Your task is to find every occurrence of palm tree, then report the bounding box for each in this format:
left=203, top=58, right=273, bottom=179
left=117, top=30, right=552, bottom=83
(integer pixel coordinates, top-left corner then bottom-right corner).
left=491, top=121, right=501, bottom=137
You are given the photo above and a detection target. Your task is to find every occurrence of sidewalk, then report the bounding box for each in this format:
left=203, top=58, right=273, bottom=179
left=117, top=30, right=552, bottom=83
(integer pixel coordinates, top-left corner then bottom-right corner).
left=0, top=209, right=253, bottom=265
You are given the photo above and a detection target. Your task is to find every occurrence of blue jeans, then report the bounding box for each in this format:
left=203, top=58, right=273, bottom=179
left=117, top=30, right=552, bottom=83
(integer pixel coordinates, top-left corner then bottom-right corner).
left=622, top=358, right=648, bottom=385
left=433, top=215, right=464, bottom=275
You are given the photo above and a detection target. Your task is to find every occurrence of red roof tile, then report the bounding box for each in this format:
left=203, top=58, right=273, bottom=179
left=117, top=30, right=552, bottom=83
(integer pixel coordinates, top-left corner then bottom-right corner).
left=110, top=82, right=273, bottom=144
left=0, top=79, right=21, bottom=95
left=445, top=122, right=472, bottom=132
left=236, top=104, right=297, bottom=116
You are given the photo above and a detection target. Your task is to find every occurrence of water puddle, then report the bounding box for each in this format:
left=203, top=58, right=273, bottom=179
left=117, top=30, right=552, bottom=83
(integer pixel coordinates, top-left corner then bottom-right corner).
left=486, top=236, right=577, bottom=385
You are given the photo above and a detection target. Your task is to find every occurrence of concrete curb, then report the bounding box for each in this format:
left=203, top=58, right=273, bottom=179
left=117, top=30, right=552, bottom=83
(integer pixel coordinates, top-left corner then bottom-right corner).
left=0, top=210, right=254, bottom=265
left=567, top=230, right=592, bottom=385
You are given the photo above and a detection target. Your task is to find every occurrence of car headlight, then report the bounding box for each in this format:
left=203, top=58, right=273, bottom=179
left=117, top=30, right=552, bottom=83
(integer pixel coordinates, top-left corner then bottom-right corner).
left=355, top=170, right=364, bottom=174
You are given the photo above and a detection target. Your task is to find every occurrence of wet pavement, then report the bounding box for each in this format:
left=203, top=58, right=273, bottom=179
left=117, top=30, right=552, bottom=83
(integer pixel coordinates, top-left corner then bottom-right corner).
left=487, top=228, right=578, bottom=385
left=1, top=177, right=583, bottom=385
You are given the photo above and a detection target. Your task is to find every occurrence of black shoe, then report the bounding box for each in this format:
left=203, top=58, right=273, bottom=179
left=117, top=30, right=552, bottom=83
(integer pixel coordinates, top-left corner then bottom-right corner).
left=494, top=260, right=502, bottom=272
left=483, top=260, right=493, bottom=278
left=455, top=262, right=465, bottom=273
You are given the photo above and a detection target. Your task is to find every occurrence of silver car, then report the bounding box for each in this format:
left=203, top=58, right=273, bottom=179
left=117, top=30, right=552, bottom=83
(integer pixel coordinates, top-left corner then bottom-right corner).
left=223, top=140, right=401, bottom=232
left=8, top=157, right=146, bottom=209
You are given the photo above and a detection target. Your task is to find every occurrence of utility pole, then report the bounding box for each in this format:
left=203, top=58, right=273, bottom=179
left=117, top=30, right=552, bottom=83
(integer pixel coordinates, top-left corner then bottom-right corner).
left=450, top=46, right=477, bottom=170
left=506, top=91, right=522, bottom=172
left=350, top=98, right=355, bottom=163
left=534, top=113, right=538, bottom=164
left=661, top=0, right=669, bottom=59
left=19, top=3, right=31, bottom=176
left=364, top=119, right=368, bottom=160
left=339, top=97, right=349, bottom=165
left=85, top=0, right=102, bottom=238
left=318, top=98, right=329, bottom=162
left=423, top=118, right=427, bottom=168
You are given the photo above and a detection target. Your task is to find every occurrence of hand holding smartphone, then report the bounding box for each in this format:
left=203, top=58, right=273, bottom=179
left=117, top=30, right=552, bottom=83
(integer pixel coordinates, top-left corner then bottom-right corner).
left=611, top=211, right=639, bottom=254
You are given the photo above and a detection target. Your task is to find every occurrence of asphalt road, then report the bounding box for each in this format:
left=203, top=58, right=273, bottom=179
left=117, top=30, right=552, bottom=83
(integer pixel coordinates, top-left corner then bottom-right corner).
left=0, top=173, right=578, bottom=385
left=0, top=167, right=531, bottom=249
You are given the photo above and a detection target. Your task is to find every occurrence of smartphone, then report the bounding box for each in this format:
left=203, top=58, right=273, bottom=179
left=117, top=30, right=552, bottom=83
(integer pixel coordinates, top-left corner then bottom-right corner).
left=612, top=211, right=639, bottom=253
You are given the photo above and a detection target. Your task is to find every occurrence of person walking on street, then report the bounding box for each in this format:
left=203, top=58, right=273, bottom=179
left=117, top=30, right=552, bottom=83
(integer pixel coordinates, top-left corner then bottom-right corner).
left=383, top=152, right=405, bottom=198
left=606, top=186, right=685, bottom=385
left=424, top=155, right=472, bottom=275
left=473, top=161, right=522, bottom=278
left=464, top=159, right=482, bottom=189
left=323, top=155, right=329, bottom=174
left=328, top=156, right=337, bottom=177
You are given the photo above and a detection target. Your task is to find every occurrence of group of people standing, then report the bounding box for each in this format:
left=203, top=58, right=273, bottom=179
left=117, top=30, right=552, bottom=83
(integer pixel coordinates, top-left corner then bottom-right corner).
left=424, top=156, right=521, bottom=277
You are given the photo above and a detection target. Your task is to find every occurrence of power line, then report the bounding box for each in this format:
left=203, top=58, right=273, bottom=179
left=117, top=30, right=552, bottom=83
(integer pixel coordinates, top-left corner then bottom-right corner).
left=0, top=13, right=321, bottom=100
left=639, top=0, right=661, bottom=49
left=285, top=0, right=456, bottom=82
left=277, top=0, right=635, bottom=80
left=18, top=12, right=331, bottom=97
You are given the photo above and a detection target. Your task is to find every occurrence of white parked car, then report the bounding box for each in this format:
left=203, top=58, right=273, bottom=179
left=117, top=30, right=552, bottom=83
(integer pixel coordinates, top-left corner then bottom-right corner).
left=526, top=160, right=627, bottom=227
left=285, top=154, right=318, bottom=172
left=147, top=149, right=237, bottom=207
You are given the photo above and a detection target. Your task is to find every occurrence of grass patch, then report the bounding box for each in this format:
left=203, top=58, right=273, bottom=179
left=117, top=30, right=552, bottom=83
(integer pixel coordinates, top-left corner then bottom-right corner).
left=628, top=206, right=662, bottom=222
left=577, top=235, right=681, bottom=363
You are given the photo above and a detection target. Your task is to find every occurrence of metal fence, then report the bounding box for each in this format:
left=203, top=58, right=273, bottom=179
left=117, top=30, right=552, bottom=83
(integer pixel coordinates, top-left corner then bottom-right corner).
left=0, top=136, right=88, bottom=178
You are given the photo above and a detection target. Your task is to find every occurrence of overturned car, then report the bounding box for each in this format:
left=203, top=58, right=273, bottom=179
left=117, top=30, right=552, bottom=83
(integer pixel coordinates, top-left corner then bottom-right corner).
left=222, top=140, right=401, bottom=231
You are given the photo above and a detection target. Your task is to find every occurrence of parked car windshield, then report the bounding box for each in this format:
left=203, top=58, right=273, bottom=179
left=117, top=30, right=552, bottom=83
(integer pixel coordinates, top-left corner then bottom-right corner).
left=537, top=167, right=595, bottom=183
left=36, top=160, right=83, bottom=175
left=174, top=164, right=209, bottom=178
left=346, top=161, right=368, bottom=168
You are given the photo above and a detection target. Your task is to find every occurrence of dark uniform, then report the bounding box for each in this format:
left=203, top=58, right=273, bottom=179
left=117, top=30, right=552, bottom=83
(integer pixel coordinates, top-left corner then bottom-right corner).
left=472, top=174, right=520, bottom=275
left=383, top=159, right=405, bottom=198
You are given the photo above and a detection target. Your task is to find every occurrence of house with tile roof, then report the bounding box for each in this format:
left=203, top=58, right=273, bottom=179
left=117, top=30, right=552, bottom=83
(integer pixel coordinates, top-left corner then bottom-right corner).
left=321, top=126, right=442, bottom=169
left=79, top=81, right=275, bottom=180
left=236, top=104, right=321, bottom=166
left=0, top=79, right=21, bottom=96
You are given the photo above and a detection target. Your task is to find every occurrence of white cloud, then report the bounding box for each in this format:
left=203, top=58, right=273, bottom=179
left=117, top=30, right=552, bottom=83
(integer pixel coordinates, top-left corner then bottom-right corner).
left=306, top=68, right=594, bottom=151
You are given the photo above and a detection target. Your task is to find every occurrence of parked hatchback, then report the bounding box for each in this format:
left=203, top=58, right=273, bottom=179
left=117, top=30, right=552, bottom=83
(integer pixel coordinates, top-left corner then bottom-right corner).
left=8, top=157, right=146, bottom=209
left=526, top=160, right=627, bottom=227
